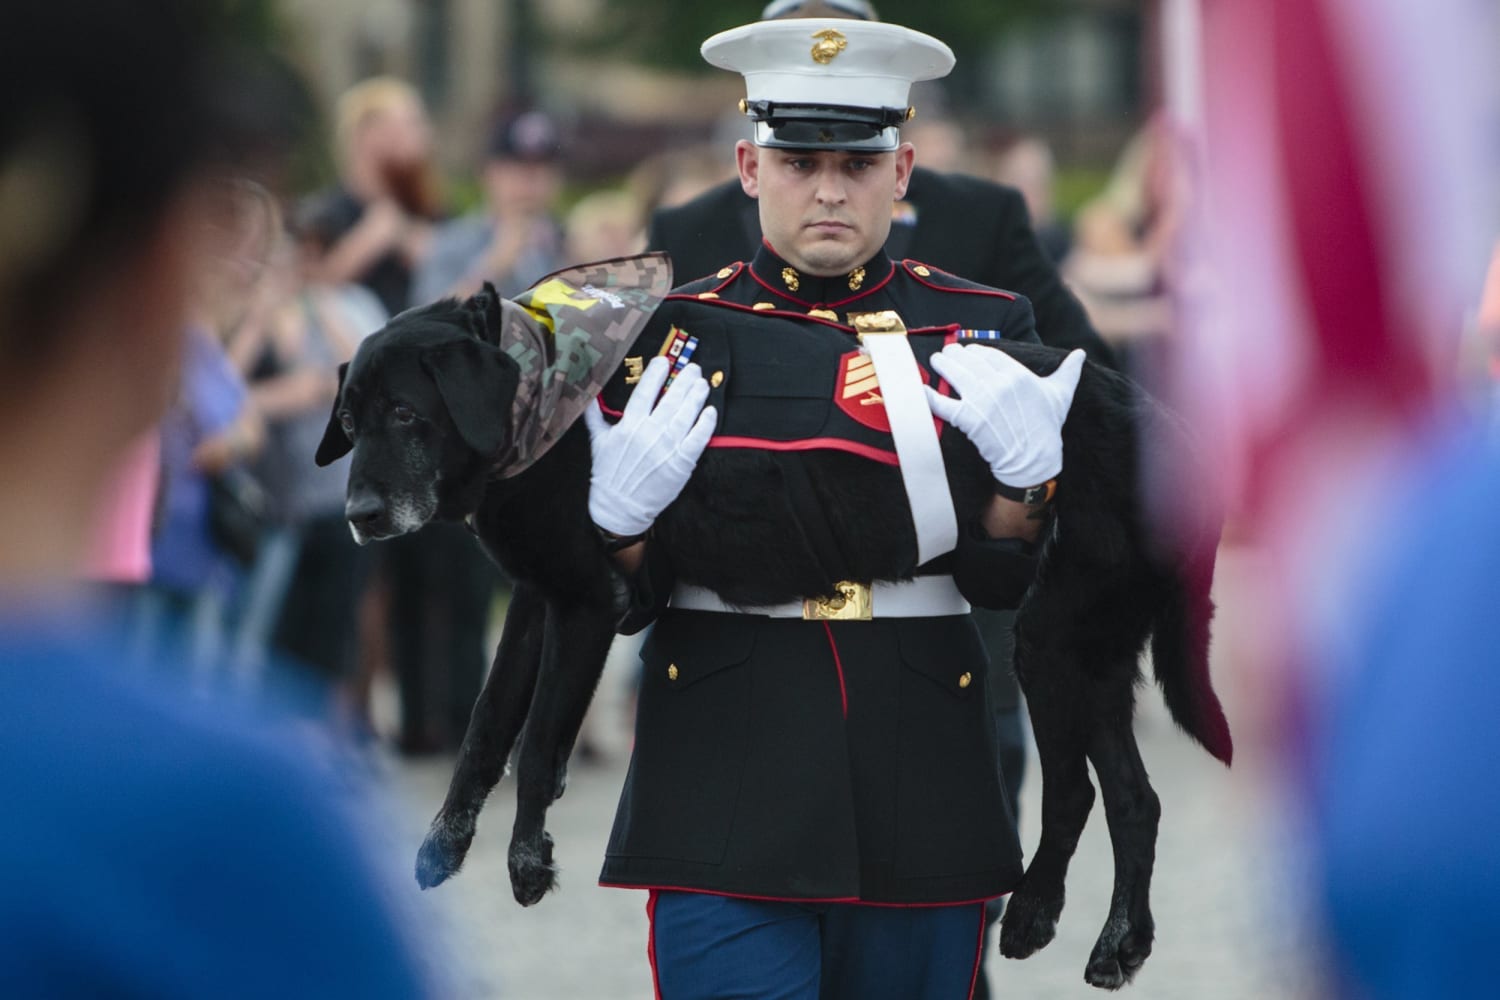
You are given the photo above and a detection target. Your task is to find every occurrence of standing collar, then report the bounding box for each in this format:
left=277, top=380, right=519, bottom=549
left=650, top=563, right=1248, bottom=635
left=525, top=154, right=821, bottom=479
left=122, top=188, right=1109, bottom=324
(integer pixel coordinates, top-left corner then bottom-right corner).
left=748, top=241, right=895, bottom=309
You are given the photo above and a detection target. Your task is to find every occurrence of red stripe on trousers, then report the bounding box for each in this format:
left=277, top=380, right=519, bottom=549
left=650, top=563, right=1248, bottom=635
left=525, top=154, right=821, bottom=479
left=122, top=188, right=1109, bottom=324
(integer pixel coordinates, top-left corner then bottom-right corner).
left=966, top=901, right=987, bottom=999
left=646, top=890, right=663, bottom=1000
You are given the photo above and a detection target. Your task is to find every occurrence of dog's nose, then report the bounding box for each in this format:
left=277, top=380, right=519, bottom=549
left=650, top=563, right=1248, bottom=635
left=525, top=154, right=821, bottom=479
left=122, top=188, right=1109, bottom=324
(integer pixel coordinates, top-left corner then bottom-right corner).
left=345, top=493, right=386, bottom=531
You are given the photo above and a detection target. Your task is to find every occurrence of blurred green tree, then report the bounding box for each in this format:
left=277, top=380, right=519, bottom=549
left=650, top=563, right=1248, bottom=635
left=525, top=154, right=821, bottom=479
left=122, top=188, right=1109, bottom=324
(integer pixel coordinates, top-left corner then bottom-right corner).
left=581, top=0, right=1045, bottom=101
left=218, top=0, right=284, bottom=45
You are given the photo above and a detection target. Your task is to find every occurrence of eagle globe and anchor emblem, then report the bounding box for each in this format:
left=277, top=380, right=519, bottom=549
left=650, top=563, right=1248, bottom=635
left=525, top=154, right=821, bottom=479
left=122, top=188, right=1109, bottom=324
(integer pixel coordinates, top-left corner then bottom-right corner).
left=810, top=28, right=848, bottom=64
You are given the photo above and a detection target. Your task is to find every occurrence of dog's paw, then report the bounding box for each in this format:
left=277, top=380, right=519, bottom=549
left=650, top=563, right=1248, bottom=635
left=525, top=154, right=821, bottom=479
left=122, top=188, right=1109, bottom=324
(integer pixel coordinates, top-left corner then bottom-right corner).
left=415, top=813, right=476, bottom=890
left=999, top=879, right=1065, bottom=959
left=508, top=830, right=557, bottom=906
left=1083, top=914, right=1153, bottom=990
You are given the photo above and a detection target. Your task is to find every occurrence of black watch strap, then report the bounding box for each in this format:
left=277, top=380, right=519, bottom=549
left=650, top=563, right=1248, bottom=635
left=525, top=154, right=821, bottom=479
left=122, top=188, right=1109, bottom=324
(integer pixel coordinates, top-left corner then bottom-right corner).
left=596, top=526, right=649, bottom=554
left=994, top=478, right=1057, bottom=506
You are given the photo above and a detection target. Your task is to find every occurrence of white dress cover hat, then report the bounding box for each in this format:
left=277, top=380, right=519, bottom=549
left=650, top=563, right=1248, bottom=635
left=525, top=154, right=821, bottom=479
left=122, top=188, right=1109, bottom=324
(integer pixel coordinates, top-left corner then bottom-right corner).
left=701, top=18, right=955, bottom=151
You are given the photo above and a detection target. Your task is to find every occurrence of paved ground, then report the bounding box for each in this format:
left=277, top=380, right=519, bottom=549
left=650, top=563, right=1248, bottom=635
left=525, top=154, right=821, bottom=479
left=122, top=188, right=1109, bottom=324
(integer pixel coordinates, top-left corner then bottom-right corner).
left=363, top=546, right=1328, bottom=999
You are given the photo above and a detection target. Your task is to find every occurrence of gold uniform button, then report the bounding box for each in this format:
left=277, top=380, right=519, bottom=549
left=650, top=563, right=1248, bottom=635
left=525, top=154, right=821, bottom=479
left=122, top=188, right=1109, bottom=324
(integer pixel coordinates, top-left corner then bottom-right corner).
left=697, top=292, right=719, bottom=300
left=753, top=302, right=776, bottom=311
left=710, top=370, right=725, bottom=388
left=913, top=265, right=932, bottom=277
left=667, top=664, right=679, bottom=681
left=958, top=671, right=973, bottom=689
left=808, top=308, right=839, bottom=321
left=717, top=266, right=735, bottom=279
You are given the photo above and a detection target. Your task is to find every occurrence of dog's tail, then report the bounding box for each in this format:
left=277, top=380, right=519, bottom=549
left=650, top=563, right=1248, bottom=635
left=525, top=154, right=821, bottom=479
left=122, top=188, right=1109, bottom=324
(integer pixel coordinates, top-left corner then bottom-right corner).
left=1150, top=542, right=1233, bottom=766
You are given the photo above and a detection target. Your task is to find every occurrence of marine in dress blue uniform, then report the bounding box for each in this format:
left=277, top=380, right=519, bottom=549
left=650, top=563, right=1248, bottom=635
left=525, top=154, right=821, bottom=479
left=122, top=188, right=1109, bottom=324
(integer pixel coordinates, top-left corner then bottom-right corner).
left=587, top=19, right=1077, bottom=999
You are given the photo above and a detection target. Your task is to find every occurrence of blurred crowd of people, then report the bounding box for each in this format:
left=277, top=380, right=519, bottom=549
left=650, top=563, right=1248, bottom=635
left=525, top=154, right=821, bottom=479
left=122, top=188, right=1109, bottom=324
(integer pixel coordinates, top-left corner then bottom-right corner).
left=86, top=55, right=1500, bottom=774
left=9, top=0, right=1499, bottom=993
left=86, top=72, right=734, bottom=758
left=73, top=57, right=1303, bottom=761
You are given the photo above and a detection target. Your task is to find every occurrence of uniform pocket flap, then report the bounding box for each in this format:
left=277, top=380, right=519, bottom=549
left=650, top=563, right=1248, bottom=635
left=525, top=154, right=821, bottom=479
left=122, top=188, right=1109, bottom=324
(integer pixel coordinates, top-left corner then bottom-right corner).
left=895, top=618, right=982, bottom=700
left=641, top=610, right=759, bottom=688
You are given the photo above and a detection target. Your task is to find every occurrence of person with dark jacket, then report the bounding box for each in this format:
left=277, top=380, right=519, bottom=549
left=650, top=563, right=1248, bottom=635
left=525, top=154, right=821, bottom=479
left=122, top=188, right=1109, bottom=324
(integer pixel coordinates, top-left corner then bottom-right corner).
left=651, top=166, right=1114, bottom=366
left=648, top=0, right=1114, bottom=369
left=588, top=18, right=1085, bottom=999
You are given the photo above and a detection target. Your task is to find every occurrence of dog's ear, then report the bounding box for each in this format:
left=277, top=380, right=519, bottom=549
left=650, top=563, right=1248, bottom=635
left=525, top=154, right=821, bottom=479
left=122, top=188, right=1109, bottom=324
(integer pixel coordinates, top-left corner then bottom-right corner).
left=461, top=282, right=507, bottom=341
left=421, top=338, right=519, bottom=458
left=314, top=362, right=352, bottom=467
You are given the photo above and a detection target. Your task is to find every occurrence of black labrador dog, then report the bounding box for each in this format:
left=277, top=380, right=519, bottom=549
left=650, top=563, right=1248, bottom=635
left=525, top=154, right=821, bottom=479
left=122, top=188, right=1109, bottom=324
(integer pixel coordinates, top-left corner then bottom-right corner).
left=317, top=268, right=1231, bottom=990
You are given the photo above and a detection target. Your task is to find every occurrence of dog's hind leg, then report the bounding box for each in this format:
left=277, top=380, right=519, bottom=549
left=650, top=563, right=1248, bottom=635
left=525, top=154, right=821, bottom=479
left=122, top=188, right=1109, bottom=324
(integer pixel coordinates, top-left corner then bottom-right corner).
left=1082, top=667, right=1159, bottom=990
left=1000, top=629, right=1096, bottom=961
left=415, top=580, right=547, bottom=890
left=506, top=598, right=617, bottom=906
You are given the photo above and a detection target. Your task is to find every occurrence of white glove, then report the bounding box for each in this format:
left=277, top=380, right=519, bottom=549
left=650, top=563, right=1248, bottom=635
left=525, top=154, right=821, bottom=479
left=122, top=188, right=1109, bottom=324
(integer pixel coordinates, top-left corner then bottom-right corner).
left=924, top=344, right=1085, bottom=488
left=582, top=356, right=717, bottom=538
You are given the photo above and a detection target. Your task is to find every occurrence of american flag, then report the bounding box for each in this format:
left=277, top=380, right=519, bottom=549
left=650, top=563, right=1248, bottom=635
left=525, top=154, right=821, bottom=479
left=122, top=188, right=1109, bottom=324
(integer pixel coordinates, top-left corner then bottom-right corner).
left=1165, top=0, right=1499, bottom=531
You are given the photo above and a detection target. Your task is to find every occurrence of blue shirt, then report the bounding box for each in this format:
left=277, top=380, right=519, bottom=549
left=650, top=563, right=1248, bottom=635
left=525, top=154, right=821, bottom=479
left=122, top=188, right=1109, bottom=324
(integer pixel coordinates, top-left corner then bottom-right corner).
left=151, top=327, right=248, bottom=594
left=1314, top=423, right=1500, bottom=1000
left=0, top=614, right=437, bottom=998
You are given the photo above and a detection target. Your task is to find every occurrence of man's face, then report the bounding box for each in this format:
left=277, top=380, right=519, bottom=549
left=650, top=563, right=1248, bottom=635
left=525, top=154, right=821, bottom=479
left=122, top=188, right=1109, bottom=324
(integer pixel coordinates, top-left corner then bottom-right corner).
left=737, top=141, right=914, bottom=277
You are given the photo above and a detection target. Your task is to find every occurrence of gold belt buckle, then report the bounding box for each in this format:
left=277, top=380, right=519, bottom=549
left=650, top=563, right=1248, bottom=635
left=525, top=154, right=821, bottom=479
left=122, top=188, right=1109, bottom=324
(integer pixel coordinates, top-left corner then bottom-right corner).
left=803, top=581, right=873, bottom=621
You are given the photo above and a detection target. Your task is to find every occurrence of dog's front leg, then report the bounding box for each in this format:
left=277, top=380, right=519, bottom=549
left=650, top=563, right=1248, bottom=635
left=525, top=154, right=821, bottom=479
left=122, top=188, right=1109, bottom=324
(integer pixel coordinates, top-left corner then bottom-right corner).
left=415, top=580, right=547, bottom=889
left=506, top=596, right=617, bottom=906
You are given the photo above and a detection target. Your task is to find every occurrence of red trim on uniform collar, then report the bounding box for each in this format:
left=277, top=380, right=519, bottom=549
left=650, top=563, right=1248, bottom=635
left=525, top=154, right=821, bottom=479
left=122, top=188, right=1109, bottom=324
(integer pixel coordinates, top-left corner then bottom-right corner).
left=749, top=243, right=896, bottom=310
left=704, top=261, right=744, bottom=292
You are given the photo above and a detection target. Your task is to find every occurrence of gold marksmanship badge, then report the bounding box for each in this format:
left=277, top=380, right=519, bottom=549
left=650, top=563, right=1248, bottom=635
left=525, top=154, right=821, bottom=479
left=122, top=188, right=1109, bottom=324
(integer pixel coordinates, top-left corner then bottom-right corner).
left=623, top=356, right=644, bottom=385
left=810, top=29, right=848, bottom=64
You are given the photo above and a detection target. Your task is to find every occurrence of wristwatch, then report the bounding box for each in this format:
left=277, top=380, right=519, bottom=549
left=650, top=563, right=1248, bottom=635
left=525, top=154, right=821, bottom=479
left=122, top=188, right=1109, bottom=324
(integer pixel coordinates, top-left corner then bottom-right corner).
left=994, top=478, right=1057, bottom=506
left=596, top=525, right=649, bottom=554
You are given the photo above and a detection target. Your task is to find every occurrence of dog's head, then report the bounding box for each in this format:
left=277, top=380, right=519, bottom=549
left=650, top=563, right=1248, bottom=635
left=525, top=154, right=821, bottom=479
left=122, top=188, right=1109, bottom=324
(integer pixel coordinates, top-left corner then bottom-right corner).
left=315, top=288, right=520, bottom=544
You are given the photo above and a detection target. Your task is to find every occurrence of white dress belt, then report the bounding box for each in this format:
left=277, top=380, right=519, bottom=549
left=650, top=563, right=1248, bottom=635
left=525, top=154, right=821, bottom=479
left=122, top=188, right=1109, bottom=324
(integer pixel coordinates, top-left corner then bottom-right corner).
left=669, top=576, right=971, bottom=619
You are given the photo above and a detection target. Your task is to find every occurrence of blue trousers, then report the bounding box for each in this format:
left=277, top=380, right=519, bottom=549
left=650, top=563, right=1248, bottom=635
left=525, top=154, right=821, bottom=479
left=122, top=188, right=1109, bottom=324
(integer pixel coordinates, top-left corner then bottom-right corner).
left=648, top=891, right=988, bottom=1000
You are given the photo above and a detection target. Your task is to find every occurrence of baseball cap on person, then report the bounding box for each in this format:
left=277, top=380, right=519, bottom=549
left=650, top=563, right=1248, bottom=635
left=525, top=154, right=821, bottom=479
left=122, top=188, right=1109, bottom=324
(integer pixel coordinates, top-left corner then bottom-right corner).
left=701, top=18, right=953, bottom=152
left=486, top=109, right=562, bottom=162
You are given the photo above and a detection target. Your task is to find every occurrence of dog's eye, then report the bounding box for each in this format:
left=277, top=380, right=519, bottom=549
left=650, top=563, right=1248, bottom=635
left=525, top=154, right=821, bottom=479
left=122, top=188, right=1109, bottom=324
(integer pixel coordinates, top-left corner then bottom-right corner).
left=338, top=411, right=355, bottom=439
left=393, top=404, right=416, bottom=425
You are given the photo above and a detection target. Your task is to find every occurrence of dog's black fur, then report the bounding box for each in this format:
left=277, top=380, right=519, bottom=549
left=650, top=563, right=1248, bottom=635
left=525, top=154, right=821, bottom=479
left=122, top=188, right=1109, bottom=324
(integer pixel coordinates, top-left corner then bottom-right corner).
left=317, top=286, right=1231, bottom=990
